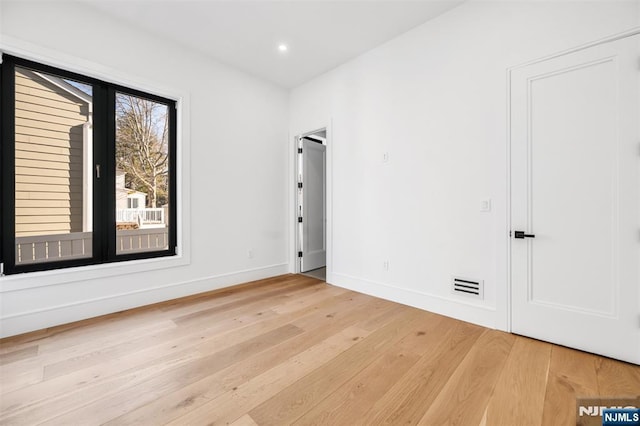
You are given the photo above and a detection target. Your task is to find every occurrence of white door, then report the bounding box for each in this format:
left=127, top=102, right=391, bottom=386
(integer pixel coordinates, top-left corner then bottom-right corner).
left=301, top=138, right=326, bottom=272
left=511, top=35, right=640, bottom=364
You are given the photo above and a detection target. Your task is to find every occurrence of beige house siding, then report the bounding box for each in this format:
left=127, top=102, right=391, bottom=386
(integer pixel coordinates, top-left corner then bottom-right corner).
left=14, top=68, right=89, bottom=237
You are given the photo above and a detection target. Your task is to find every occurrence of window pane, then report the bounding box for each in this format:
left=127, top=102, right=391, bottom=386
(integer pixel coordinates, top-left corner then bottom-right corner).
left=14, top=67, right=93, bottom=265
left=115, top=93, right=170, bottom=255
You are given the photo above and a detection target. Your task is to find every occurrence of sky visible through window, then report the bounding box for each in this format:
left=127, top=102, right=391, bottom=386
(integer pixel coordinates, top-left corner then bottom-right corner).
left=65, top=79, right=92, bottom=96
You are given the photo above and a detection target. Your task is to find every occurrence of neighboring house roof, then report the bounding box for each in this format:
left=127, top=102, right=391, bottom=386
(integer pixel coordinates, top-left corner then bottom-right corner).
left=33, top=71, right=93, bottom=105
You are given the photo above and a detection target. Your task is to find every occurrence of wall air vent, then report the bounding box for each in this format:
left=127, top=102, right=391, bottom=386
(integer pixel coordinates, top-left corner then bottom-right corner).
left=452, top=276, right=483, bottom=300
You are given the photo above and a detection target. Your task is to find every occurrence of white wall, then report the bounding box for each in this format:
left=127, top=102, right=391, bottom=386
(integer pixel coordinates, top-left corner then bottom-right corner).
left=290, top=0, right=640, bottom=330
left=2, top=0, right=638, bottom=339
left=0, top=1, right=290, bottom=337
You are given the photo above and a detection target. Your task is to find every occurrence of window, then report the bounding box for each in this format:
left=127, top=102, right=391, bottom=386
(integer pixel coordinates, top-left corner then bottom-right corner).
left=1, top=55, right=177, bottom=274
left=127, top=198, right=140, bottom=209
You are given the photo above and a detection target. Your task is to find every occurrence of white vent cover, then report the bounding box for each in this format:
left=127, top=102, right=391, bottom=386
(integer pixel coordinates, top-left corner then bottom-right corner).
left=452, top=276, right=483, bottom=300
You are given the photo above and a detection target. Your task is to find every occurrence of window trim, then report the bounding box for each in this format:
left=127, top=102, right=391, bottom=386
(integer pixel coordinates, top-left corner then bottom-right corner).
left=1, top=54, right=179, bottom=275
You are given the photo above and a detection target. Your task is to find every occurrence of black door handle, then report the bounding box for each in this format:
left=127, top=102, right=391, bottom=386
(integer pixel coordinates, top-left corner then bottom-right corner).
left=514, top=231, right=535, bottom=239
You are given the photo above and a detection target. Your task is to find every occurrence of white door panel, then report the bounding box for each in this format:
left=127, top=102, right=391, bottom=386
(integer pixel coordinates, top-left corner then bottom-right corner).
left=301, top=139, right=326, bottom=272
left=511, top=35, right=639, bottom=364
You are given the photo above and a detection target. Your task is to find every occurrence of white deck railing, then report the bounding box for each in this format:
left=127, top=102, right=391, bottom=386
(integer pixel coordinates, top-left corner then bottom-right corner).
left=16, top=228, right=168, bottom=264
left=116, top=228, right=168, bottom=255
left=16, top=232, right=92, bottom=265
left=116, top=208, right=165, bottom=225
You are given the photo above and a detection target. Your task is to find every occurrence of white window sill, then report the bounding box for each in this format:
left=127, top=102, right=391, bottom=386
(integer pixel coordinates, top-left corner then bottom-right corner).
left=0, top=252, right=190, bottom=293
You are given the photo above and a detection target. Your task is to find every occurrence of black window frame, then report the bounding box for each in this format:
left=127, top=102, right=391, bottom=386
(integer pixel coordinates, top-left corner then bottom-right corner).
left=1, top=55, right=177, bottom=275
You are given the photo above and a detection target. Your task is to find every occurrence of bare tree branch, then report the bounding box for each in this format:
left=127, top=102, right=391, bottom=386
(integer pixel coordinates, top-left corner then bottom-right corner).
left=116, top=94, right=169, bottom=208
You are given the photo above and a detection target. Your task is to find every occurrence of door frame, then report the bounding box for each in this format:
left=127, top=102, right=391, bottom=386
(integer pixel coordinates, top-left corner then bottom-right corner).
left=505, top=26, right=640, bottom=332
left=291, top=125, right=332, bottom=278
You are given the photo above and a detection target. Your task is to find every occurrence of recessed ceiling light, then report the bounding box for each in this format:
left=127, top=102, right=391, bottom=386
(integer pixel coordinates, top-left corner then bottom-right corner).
left=278, top=44, right=288, bottom=52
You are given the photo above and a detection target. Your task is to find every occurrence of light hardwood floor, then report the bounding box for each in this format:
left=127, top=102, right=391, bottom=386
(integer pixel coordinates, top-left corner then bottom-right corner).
left=0, top=274, right=638, bottom=425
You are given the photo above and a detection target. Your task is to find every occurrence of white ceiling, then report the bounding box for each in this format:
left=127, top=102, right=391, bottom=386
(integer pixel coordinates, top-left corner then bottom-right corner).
left=85, top=1, right=464, bottom=88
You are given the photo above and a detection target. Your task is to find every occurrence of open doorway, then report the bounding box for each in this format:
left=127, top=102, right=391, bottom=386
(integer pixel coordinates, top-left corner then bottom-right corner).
left=296, top=129, right=326, bottom=281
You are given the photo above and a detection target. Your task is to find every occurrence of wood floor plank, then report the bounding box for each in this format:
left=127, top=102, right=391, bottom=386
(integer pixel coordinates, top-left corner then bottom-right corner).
left=361, top=318, right=484, bottom=425
left=10, top=303, right=173, bottom=354
left=0, top=275, right=305, bottom=358
left=2, top=345, right=202, bottom=425
left=292, top=311, right=452, bottom=425
left=38, top=324, right=305, bottom=425
left=103, top=329, right=342, bottom=425
left=1, top=274, right=637, bottom=425
left=0, top=280, right=302, bottom=362
left=0, top=309, right=278, bottom=417
left=0, top=345, right=38, bottom=365
left=271, top=285, right=349, bottom=314
left=103, top=296, right=389, bottom=425
left=392, top=312, right=449, bottom=356
left=229, top=414, right=260, bottom=426
left=416, top=329, right=516, bottom=426
left=541, top=345, right=601, bottom=426
left=1, top=287, right=365, bottom=419
left=171, top=278, right=321, bottom=325
left=292, top=343, right=421, bottom=425
left=595, top=357, right=640, bottom=397
left=0, top=365, right=44, bottom=397
left=2, top=275, right=302, bottom=358
left=0, top=310, right=161, bottom=362
left=40, top=319, right=179, bottom=380
left=38, top=282, right=333, bottom=383
left=292, top=293, right=396, bottom=332
left=0, top=317, right=176, bottom=390
left=166, top=325, right=372, bottom=426
left=248, top=308, right=427, bottom=426
left=156, top=274, right=308, bottom=318
left=484, top=336, right=552, bottom=426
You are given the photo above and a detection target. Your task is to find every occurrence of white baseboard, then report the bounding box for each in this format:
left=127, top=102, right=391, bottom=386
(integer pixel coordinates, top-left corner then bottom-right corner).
left=330, top=272, right=497, bottom=329
left=0, top=263, right=289, bottom=338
